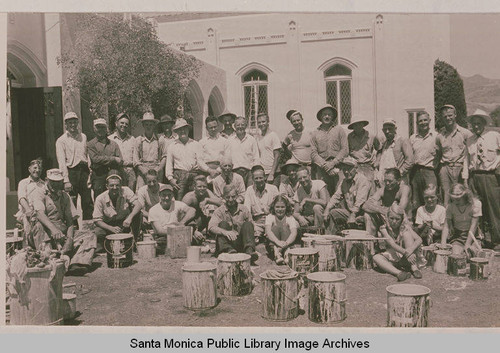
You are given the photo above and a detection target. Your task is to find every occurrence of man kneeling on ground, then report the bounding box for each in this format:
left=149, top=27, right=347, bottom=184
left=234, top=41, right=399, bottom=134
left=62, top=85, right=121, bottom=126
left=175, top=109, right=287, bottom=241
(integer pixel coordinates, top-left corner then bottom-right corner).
left=30, top=169, right=96, bottom=274
left=208, top=184, right=259, bottom=264
left=373, top=205, right=423, bottom=281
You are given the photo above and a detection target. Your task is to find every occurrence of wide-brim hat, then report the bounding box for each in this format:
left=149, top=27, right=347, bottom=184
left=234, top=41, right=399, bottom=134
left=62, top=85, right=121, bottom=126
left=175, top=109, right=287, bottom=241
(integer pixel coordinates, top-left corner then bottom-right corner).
left=468, top=109, right=492, bottom=126
left=46, top=168, right=64, bottom=182
left=348, top=119, right=369, bottom=130
left=281, top=159, right=300, bottom=173
left=140, top=112, right=159, bottom=124
left=217, top=111, right=237, bottom=123
left=338, top=156, right=358, bottom=168
left=172, top=118, right=191, bottom=131
left=316, top=104, right=338, bottom=121
left=159, top=114, right=176, bottom=124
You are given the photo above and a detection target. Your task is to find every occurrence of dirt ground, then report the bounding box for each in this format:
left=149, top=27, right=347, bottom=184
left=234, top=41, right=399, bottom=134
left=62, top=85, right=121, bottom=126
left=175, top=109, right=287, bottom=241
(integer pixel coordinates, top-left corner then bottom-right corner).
left=55, top=243, right=500, bottom=328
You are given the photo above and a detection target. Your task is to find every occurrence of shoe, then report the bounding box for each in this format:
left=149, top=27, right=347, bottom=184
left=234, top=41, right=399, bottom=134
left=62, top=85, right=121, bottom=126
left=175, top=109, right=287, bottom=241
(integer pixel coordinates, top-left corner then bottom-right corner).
left=67, top=264, right=88, bottom=276
left=397, top=271, right=411, bottom=282
left=275, top=256, right=285, bottom=265
left=412, top=269, right=422, bottom=279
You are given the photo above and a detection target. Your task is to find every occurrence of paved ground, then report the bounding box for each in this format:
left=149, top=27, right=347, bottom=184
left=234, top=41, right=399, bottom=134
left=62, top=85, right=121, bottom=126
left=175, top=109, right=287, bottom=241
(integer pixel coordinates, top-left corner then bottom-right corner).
left=57, top=243, right=500, bottom=327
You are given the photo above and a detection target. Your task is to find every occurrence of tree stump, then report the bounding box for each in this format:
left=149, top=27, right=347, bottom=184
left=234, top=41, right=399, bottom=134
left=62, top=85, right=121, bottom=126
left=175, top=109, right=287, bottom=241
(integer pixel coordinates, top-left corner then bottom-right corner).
left=182, top=262, right=217, bottom=310
left=307, top=272, right=347, bottom=323
left=287, top=248, right=319, bottom=279
left=217, top=253, right=252, bottom=296
left=260, top=271, right=299, bottom=321
left=386, top=284, right=431, bottom=327
left=312, top=239, right=338, bottom=271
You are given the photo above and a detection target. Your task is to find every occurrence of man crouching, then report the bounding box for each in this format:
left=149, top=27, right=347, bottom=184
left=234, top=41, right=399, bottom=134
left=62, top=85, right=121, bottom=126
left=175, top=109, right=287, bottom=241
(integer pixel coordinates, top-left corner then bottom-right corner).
left=372, top=205, right=423, bottom=281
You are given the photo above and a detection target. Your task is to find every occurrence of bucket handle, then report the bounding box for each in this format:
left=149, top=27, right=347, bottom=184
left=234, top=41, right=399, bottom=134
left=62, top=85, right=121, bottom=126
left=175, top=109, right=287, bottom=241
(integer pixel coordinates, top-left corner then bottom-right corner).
left=104, top=236, right=135, bottom=257
left=271, top=281, right=298, bottom=305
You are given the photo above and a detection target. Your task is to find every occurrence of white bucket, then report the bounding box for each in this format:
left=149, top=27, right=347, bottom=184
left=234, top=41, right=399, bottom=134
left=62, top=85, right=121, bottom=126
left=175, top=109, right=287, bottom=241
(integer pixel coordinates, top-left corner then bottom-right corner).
left=136, top=240, right=157, bottom=259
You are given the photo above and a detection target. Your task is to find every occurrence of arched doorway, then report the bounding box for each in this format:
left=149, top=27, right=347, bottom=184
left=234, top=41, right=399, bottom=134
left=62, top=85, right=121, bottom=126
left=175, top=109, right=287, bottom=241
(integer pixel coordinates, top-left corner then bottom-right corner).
left=183, top=80, right=204, bottom=140
left=207, top=86, right=225, bottom=118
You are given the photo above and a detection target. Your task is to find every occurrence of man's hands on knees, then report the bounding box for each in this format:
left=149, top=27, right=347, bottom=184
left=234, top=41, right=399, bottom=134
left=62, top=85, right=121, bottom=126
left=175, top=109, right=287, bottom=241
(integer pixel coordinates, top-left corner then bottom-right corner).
left=223, top=230, right=238, bottom=241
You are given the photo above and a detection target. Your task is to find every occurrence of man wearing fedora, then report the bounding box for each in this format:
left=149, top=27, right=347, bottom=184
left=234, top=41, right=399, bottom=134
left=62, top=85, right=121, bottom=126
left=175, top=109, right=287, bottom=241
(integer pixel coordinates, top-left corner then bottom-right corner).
left=347, top=118, right=378, bottom=182
left=88, top=118, right=123, bottom=198
left=409, top=111, right=438, bottom=214
left=199, top=116, right=228, bottom=182
left=375, top=119, right=414, bottom=187
left=310, top=104, right=348, bottom=195
left=56, top=112, right=93, bottom=221
left=465, top=109, right=500, bottom=249
left=435, top=104, right=473, bottom=206
left=323, top=157, right=371, bottom=234
left=218, top=111, right=237, bottom=138
left=165, top=118, right=211, bottom=199
left=30, top=169, right=97, bottom=274
left=158, top=114, right=178, bottom=153
left=109, top=113, right=137, bottom=190
left=134, top=112, right=165, bottom=191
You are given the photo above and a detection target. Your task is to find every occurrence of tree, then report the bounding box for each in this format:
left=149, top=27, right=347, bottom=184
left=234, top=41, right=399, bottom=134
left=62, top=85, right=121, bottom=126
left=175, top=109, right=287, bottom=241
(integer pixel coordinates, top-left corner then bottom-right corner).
left=434, top=59, right=467, bottom=130
left=490, top=105, right=500, bottom=127
left=59, top=14, right=200, bottom=124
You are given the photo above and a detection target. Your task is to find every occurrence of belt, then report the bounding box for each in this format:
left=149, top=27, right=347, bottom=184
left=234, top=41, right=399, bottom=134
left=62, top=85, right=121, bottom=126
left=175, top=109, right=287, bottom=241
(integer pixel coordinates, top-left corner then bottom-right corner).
left=414, top=165, right=435, bottom=171
left=470, top=170, right=496, bottom=175
left=442, top=162, right=463, bottom=167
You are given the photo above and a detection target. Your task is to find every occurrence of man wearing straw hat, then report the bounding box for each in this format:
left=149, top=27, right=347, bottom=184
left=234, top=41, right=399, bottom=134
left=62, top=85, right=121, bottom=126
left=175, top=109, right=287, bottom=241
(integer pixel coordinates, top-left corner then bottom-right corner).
left=30, top=169, right=97, bottom=274
left=465, top=109, right=500, bottom=250
left=133, top=112, right=165, bottom=191
left=435, top=104, right=473, bottom=206
left=88, top=118, right=123, bottom=198
left=165, top=118, right=212, bottom=199
left=323, top=157, right=371, bottom=234
left=109, top=113, right=137, bottom=190
left=93, top=170, right=142, bottom=250
left=55, top=111, right=93, bottom=221
left=347, top=117, right=378, bottom=182
left=218, top=111, right=237, bottom=138
left=310, top=104, right=348, bottom=195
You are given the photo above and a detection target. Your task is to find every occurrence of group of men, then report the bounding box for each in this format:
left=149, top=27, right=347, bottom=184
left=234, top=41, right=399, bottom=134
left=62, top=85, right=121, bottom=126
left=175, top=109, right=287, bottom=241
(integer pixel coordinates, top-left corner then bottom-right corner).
left=14, top=102, right=500, bottom=275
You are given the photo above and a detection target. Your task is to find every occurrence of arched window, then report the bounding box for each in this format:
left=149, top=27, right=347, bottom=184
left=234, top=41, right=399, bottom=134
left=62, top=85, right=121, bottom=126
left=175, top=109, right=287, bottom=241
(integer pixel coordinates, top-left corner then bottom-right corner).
left=242, top=69, right=268, bottom=129
left=324, top=64, right=352, bottom=124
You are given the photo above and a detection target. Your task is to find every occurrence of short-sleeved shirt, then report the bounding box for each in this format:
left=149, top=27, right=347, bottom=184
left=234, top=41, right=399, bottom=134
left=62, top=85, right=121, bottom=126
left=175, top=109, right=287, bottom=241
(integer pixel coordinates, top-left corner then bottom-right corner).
left=244, top=183, right=280, bottom=218
left=208, top=204, right=252, bottom=233
left=93, top=187, right=137, bottom=224
left=213, top=173, right=246, bottom=201
left=410, top=130, right=437, bottom=168
left=256, top=130, right=281, bottom=174
left=446, top=199, right=482, bottom=233
left=136, top=184, right=165, bottom=212
left=415, top=204, right=446, bottom=227
left=466, top=130, right=500, bottom=172
left=109, top=132, right=136, bottom=167
left=285, top=129, right=313, bottom=165
left=32, top=188, right=73, bottom=232
left=148, top=200, right=191, bottom=229
left=436, top=125, right=473, bottom=164
left=293, top=180, right=327, bottom=203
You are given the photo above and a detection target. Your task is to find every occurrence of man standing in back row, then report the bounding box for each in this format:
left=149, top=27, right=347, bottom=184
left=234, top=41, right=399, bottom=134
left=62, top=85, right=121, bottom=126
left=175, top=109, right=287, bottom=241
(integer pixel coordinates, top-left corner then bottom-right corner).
left=256, top=113, right=282, bottom=183
left=56, top=112, right=93, bottom=220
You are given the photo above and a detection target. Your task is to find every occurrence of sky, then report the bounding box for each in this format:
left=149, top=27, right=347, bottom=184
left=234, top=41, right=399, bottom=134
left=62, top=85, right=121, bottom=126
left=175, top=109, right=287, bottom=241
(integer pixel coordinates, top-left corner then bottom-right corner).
left=450, top=14, right=500, bottom=79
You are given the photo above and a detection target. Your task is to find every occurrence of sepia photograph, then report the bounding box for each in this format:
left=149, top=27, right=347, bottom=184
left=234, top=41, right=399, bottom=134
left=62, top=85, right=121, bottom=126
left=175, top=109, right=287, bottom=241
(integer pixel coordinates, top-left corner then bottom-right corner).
left=4, top=11, right=500, bottom=328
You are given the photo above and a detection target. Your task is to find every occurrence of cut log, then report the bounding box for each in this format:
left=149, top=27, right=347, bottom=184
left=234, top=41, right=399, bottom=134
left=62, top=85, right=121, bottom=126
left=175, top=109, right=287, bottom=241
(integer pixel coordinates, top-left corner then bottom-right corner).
left=167, top=226, right=192, bottom=259
left=386, top=284, right=431, bottom=327
left=260, top=271, right=299, bottom=321
left=311, top=239, right=338, bottom=272
left=307, top=272, right=347, bottom=323
left=217, top=253, right=252, bottom=296
left=182, top=262, right=217, bottom=310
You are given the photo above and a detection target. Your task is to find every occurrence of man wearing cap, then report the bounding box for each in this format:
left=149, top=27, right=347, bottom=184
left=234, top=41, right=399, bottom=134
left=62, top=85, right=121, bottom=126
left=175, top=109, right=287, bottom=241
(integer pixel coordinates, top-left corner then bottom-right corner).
left=199, top=116, right=228, bottom=182
left=109, top=113, right=137, bottom=190
left=29, top=169, right=97, bottom=274
left=227, top=116, right=260, bottom=187
left=293, top=166, right=330, bottom=228
left=278, top=160, right=300, bottom=200
left=136, top=169, right=166, bottom=227
left=56, top=112, right=93, bottom=220
left=93, top=171, right=142, bottom=247
left=212, top=155, right=246, bottom=203
left=375, top=119, right=414, bottom=186
left=323, top=157, right=371, bottom=234
left=435, top=104, right=473, bottom=206
left=347, top=118, right=378, bottom=182
left=244, top=165, right=280, bottom=240
left=218, top=112, right=237, bottom=138
left=134, top=112, right=165, bottom=191
left=409, top=111, right=438, bottom=213
left=283, top=110, right=313, bottom=167
left=363, top=168, right=410, bottom=237
left=148, top=184, right=197, bottom=239
left=158, top=114, right=178, bottom=151
left=310, top=105, right=348, bottom=195
left=465, top=109, right=500, bottom=249
left=88, top=118, right=123, bottom=198
left=256, top=113, right=282, bottom=183
left=166, top=118, right=211, bottom=200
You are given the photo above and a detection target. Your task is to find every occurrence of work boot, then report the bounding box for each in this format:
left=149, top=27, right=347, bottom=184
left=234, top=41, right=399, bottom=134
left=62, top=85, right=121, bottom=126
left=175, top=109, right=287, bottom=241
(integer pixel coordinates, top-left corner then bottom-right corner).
left=397, top=271, right=411, bottom=282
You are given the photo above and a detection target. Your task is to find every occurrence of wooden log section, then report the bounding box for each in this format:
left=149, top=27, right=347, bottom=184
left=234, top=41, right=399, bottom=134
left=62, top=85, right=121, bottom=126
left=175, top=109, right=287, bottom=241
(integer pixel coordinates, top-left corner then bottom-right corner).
left=217, top=253, right=252, bottom=296
left=167, top=226, right=192, bottom=259
left=469, top=258, right=489, bottom=280
left=312, top=239, right=338, bottom=272
left=433, top=250, right=451, bottom=274
left=307, top=272, right=347, bottom=323
left=287, top=248, right=319, bottom=278
left=386, top=284, right=431, bottom=327
left=260, top=272, right=299, bottom=321
left=182, top=262, right=217, bottom=311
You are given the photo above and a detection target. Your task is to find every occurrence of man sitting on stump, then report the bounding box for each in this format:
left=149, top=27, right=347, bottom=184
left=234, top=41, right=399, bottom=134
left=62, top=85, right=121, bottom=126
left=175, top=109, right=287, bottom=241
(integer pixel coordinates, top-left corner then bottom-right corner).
left=208, top=184, right=259, bottom=264
left=30, top=169, right=96, bottom=275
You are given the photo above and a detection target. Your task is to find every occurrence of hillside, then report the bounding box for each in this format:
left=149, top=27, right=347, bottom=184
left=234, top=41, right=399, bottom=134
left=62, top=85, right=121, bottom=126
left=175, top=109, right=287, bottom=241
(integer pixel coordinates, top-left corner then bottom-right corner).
left=462, top=74, right=500, bottom=115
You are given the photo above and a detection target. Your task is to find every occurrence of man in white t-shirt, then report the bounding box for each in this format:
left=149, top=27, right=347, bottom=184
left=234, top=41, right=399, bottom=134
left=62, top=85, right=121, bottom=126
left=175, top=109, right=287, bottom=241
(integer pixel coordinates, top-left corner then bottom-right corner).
left=148, top=184, right=196, bottom=238
left=256, top=113, right=281, bottom=183
left=293, top=166, right=330, bottom=228
left=414, top=184, right=446, bottom=245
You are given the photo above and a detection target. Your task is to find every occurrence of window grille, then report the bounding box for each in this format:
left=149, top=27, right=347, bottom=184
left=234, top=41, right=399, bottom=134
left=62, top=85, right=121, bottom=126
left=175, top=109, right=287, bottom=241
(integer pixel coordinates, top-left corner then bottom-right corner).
left=242, top=69, right=268, bottom=129
left=324, top=64, right=352, bottom=124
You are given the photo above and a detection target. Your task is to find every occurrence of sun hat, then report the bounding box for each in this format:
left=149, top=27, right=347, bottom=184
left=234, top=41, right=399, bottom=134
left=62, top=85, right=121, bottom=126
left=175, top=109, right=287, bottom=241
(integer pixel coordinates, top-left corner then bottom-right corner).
left=64, top=112, right=79, bottom=121
left=172, top=118, right=191, bottom=131
left=140, top=112, right=158, bottom=124
left=316, top=105, right=338, bottom=121
left=348, top=119, right=369, bottom=130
